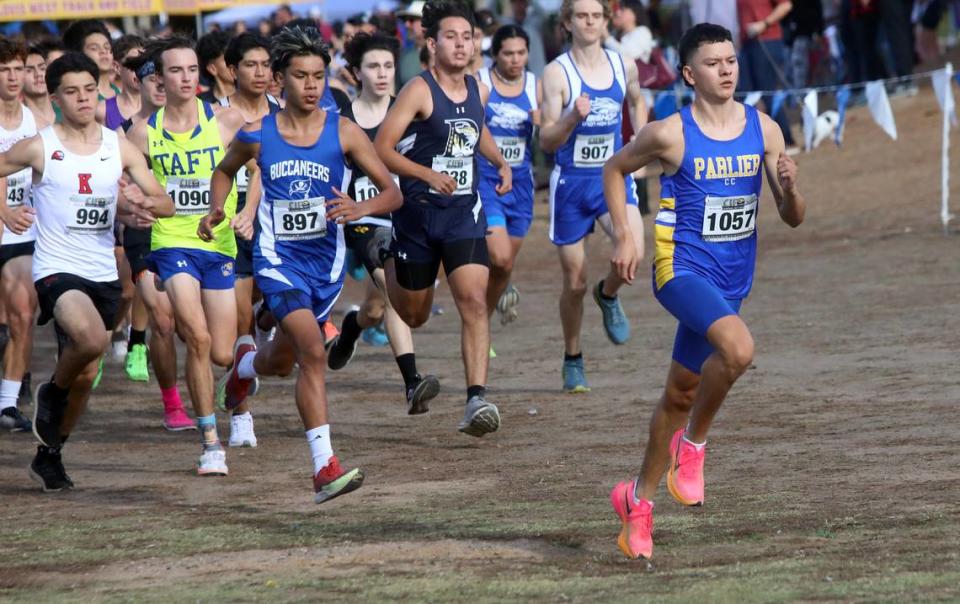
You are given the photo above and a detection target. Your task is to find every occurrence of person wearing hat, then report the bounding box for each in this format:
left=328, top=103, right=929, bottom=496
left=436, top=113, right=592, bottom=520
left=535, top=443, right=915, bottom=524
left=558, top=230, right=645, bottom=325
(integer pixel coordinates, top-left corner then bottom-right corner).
left=397, top=1, right=427, bottom=85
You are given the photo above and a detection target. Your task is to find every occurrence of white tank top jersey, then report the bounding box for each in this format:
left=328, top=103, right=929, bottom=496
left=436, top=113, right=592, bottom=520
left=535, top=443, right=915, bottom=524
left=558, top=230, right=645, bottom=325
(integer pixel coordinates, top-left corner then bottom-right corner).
left=32, top=125, right=122, bottom=282
left=0, top=105, right=39, bottom=245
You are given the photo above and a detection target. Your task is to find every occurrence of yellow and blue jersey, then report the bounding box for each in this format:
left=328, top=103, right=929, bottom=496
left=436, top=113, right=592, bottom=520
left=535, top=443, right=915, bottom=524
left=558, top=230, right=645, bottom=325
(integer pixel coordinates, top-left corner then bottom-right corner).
left=654, top=103, right=764, bottom=300
left=147, top=98, right=238, bottom=258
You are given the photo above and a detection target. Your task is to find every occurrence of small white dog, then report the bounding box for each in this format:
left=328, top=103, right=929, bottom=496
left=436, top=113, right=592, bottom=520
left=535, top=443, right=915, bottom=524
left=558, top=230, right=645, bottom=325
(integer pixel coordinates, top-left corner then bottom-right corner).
left=813, top=110, right=840, bottom=148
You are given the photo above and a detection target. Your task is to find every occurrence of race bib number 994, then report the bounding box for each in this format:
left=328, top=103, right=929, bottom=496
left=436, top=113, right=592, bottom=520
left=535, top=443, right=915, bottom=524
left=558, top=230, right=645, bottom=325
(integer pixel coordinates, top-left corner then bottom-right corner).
left=701, top=194, right=758, bottom=242
left=68, top=195, right=113, bottom=232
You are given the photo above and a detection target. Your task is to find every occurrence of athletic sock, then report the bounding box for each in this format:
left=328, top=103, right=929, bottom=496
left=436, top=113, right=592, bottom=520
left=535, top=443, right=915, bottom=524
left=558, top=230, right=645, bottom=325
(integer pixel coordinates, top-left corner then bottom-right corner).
left=160, top=386, right=183, bottom=412
left=0, top=379, right=20, bottom=411
left=631, top=479, right=652, bottom=507
left=128, top=328, right=147, bottom=347
left=597, top=279, right=617, bottom=301
left=466, top=384, right=485, bottom=401
left=236, top=350, right=258, bottom=380
left=682, top=433, right=706, bottom=450
left=197, top=414, right=220, bottom=449
left=340, top=310, right=362, bottom=343
left=395, top=353, right=419, bottom=389
left=563, top=352, right=583, bottom=363
left=306, top=424, right=333, bottom=474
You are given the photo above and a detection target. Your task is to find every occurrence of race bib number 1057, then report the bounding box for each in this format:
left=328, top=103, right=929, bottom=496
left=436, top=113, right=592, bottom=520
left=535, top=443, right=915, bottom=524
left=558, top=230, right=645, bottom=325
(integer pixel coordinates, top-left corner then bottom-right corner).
left=701, top=194, right=758, bottom=242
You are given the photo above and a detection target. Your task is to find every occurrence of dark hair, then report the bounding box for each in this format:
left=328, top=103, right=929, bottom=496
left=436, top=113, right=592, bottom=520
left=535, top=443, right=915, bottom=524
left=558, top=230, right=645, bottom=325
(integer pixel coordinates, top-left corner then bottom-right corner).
left=145, top=36, right=196, bottom=75
left=270, top=25, right=331, bottom=73
left=45, top=52, right=99, bottom=95
left=62, top=20, right=111, bottom=53
left=29, top=38, right=65, bottom=60
left=677, top=23, right=733, bottom=87
left=418, top=44, right=430, bottom=68
left=123, top=51, right=156, bottom=81
left=112, top=34, right=145, bottom=62
left=491, top=24, right=528, bottom=56
left=196, top=30, right=231, bottom=77
left=224, top=32, right=270, bottom=67
left=344, top=32, right=399, bottom=74
left=422, top=1, right=476, bottom=40
left=0, top=37, right=27, bottom=64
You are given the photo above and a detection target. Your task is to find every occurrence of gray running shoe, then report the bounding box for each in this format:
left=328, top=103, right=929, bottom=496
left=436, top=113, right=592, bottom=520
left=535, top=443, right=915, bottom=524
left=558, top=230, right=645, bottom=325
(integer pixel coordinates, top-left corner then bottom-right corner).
left=457, top=395, right=500, bottom=437
left=496, top=283, right=521, bottom=325
left=406, top=374, right=440, bottom=415
left=0, top=406, right=31, bottom=432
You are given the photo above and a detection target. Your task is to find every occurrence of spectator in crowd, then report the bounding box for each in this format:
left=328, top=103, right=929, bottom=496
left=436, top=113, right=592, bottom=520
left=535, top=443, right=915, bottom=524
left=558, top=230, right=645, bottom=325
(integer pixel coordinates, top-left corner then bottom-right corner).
left=504, top=0, right=546, bottom=76
left=914, top=0, right=946, bottom=62
left=607, top=0, right=655, bottom=60
left=783, top=0, right=824, bottom=88
left=274, top=4, right=294, bottom=30
left=737, top=0, right=798, bottom=149
left=197, top=30, right=234, bottom=103
left=688, top=0, right=740, bottom=46
left=258, top=19, right=272, bottom=37
left=876, top=0, right=914, bottom=79
left=397, top=1, right=426, bottom=85
left=841, top=0, right=885, bottom=84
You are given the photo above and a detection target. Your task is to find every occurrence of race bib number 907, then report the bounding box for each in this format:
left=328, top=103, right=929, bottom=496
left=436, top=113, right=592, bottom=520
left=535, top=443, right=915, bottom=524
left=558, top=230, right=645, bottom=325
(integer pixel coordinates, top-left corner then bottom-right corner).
left=272, top=197, right=326, bottom=241
left=573, top=133, right=614, bottom=168
left=701, top=194, right=758, bottom=242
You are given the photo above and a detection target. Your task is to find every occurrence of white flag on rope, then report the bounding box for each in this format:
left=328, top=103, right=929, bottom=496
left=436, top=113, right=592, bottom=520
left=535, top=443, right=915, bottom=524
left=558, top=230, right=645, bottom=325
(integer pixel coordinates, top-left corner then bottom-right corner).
left=802, top=90, right=818, bottom=151
left=744, top=91, right=763, bottom=107
left=865, top=80, right=897, bottom=140
left=931, top=67, right=958, bottom=127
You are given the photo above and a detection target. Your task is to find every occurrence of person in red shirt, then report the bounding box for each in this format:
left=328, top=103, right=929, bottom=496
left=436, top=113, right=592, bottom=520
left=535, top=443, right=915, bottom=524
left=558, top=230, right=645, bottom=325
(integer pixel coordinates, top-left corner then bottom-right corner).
left=736, top=0, right=797, bottom=149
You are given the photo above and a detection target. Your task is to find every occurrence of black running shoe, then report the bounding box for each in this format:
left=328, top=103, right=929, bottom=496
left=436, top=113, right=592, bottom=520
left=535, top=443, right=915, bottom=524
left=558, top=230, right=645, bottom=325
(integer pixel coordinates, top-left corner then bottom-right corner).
left=33, top=382, right=66, bottom=449
left=327, top=311, right=360, bottom=371
left=0, top=406, right=32, bottom=432
left=18, top=372, right=32, bottom=407
left=406, top=374, right=440, bottom=415
left=29, top=446, right=72, bottom=492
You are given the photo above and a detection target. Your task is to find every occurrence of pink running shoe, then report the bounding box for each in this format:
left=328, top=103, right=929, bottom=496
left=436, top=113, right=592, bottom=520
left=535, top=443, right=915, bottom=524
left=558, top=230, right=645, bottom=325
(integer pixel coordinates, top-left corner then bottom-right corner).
left=667, top=428, right=705, bottom=506
left=163, top=406, right=196, bottom=431
left=610, top=480, right=653, bottom=559
left=216, top=336, right=257, bottom=411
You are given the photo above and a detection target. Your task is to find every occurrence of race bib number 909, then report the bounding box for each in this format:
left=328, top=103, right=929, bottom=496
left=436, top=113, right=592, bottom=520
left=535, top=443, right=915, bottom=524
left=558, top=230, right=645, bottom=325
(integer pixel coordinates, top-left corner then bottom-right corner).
left=701, top=194, right=758, bottom=242
left=494, top=136, right=526, bottom=167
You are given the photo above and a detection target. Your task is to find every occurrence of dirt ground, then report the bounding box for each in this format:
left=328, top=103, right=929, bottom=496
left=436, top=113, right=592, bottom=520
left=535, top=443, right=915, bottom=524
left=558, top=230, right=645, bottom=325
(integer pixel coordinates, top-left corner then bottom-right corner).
left=1, top=87, right=960, bottom=603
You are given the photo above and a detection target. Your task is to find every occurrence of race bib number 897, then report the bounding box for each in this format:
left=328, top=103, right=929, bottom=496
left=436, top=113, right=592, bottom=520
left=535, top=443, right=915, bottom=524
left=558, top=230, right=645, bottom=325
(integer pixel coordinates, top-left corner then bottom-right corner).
left=272, top=197, right=326, bottom=241
left=701, top=194, right=758, bottom=242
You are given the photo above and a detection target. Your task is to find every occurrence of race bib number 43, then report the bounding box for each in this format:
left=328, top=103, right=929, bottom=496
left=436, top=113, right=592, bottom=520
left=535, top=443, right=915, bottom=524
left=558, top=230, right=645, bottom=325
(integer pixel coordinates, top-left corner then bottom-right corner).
left=701, top=194, right=758, bottom=242
left=69, top=195, right=113, bottom=232
left=573, top=133, right=614, bottom=168
left=431, top=156, right=474, bottom=196
left=168, top=177, right=211, bottom=216
left=272, top=197, right=326, bottom=241
left=494, top=136, right=526, bottom=167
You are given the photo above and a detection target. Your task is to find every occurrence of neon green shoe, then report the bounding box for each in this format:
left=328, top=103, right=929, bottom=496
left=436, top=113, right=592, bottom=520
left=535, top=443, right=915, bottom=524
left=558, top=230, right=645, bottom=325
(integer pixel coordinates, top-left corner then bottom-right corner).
left=91, top=357, right=104, bottom=390
left=489, top=345, right=497, bottom=359
left=124, top=344, right=149, bottom=382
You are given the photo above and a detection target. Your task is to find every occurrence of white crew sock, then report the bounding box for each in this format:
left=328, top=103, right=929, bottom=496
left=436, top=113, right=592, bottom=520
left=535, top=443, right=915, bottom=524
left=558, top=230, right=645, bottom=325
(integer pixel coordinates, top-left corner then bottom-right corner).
left=306, top=424, right=333, bottom=474
left=0, top=379, right=20, bottom=411
left=237, top=350, right=258, bottom=379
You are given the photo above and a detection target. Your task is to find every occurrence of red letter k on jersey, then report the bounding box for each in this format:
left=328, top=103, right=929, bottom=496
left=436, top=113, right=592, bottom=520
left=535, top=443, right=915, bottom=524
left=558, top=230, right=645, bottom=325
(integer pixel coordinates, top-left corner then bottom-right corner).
left=78, top=173, right=93, bottom=195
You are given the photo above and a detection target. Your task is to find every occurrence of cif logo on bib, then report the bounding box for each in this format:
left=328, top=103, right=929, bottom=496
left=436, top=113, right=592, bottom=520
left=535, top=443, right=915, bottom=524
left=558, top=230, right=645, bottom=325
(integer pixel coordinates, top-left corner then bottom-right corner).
left=443, top=119, right=479, bottom=157
left=583, top=97, right=621, bottom=128
left=289, top=178, right=310, bottom=199
left=488, top=102, right=528, bottom=130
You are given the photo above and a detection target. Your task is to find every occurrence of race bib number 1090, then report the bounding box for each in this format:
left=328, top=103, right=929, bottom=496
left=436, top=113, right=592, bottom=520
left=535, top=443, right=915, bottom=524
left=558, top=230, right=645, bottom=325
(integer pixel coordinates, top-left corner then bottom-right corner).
left=168, top=177, right=211, bottom=215
left=701, top=194, right=758, bottom=242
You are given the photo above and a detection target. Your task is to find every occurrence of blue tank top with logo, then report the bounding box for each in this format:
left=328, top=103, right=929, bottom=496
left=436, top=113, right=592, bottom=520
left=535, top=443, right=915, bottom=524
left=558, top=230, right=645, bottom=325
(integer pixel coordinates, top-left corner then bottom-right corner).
left=554, top=49, right=627, bottom=176
left=398, top=70, right=485, bottom=209
left=242, top=110, right=349, bottom=283
left=654, top=103, right=765, bottom=299
left=476, top=67, right=537, bottom=183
